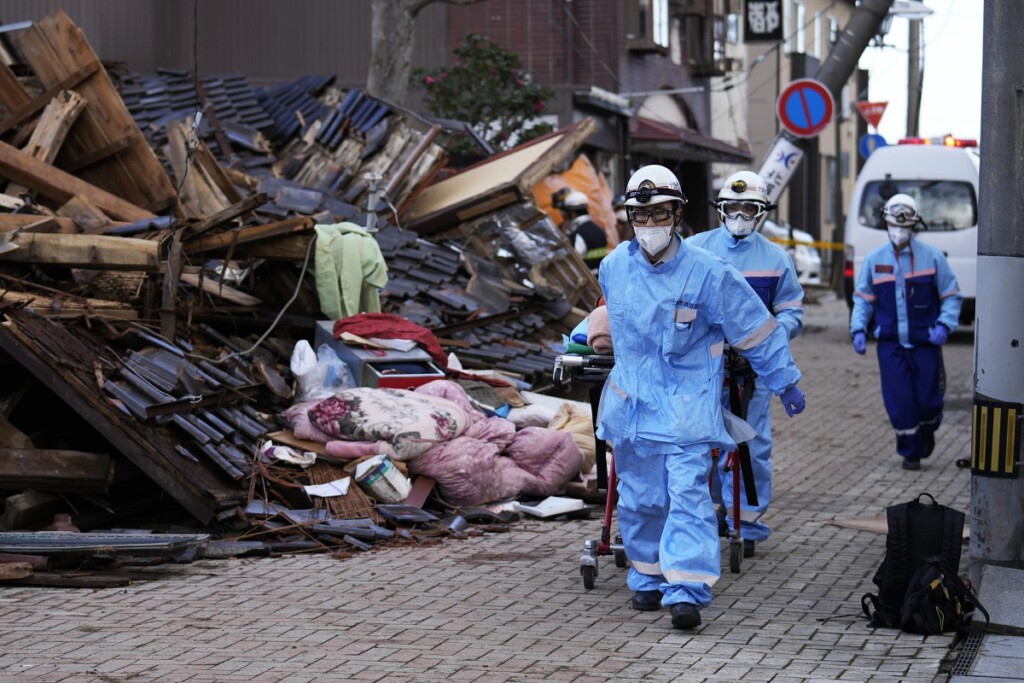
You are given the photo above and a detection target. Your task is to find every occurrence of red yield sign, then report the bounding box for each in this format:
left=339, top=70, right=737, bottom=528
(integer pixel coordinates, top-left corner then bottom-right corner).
left=776, top=78, right=834, bottom=138
left=855, top=100, right=888, bottom=129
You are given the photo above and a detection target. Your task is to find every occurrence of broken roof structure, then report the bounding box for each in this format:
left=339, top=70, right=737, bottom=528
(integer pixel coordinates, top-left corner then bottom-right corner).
left=0, top=11, right=603, bottom=578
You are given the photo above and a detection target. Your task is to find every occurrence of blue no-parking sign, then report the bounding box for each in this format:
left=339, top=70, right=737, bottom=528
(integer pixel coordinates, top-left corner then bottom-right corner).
left=859, top=133, right=888, bottom=159
left=776, top=78, right=834, bottom=138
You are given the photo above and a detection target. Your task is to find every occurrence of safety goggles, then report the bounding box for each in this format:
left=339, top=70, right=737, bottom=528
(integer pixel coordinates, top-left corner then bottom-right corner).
left=627, top=205, right=676, bottom=224
left=719, top=201, right=766, bottom=219
left=884, top=204, right=918, bottom=223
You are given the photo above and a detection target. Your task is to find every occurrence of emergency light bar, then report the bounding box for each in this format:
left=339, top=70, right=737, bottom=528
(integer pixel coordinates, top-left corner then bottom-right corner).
left=898, top=135, right=978, bottom=148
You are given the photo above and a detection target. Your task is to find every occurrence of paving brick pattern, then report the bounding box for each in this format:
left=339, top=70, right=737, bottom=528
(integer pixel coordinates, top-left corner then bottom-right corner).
left=0, top=294, right=974, bottom=683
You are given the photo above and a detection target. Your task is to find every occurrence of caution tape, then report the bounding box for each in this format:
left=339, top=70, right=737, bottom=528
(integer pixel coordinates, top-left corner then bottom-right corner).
left=765, top=236, right=846, bottom=252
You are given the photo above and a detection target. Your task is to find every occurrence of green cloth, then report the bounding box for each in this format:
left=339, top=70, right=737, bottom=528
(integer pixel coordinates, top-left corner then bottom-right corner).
left=314, top=222, right=389, bottom=320
left=565, top=342, right=596, bottom=355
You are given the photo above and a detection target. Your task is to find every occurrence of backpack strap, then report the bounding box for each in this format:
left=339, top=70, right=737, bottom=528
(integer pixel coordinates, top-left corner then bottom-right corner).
left=937, top=563, right=991, bottom=626
left=886, top=502, right=912, bottom=598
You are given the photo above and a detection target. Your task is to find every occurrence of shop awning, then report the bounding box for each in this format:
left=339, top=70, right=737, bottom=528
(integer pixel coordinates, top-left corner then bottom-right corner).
left=630, top=116, right=753, bottom=164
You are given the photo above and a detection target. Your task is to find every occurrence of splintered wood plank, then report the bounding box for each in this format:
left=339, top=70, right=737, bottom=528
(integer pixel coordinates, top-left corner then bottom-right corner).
left=0, top=448, right=113, bottom=493
left=0, top=138, right=154, bottom=221
left=0, top=232, right=159, bottom=271
left=20, top=90, right=87, bottom=163
left=14, top=10, right=177, bottom=213
left=7, top=90, right=88, bottom=198
left=0, top=292, right=138, bottom=320
left=183, top=216, right=314, bottom=254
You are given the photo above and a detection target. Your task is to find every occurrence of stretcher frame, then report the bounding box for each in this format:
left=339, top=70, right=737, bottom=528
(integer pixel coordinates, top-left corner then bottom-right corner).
left=552, top=351, right=757, bottom=589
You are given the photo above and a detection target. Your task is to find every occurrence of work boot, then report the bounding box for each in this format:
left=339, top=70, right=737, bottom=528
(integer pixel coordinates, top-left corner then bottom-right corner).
left=902, top=458, right=922, bottom=471
left=670, top=603, right=701, bottom=629
left=631, top=590, right=662, bottom=611
left=743, top=539, right=756, bottom=558
left=922, top=431, right=936, bottom=458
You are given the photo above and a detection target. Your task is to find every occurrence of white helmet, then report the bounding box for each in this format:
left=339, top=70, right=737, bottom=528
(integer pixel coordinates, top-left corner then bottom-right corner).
left=563, top=190, right=589, bottom=211
left=715, top=171, right=773, bottom=236
left=882, top=193, right=920, bottom=227
left=624, top=165, right=688, bottom=207
left=718, top=171, right=770, bottom=204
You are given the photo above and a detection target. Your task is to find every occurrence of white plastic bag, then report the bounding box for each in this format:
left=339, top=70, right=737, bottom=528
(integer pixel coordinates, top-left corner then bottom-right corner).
left=289, top=341, right=357, bottom=401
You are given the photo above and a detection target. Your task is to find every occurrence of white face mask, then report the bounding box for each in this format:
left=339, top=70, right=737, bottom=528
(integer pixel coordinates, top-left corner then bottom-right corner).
left=725, top=215, right=757, bottom=238
left=635, top=226, right=673, bottom=255
left=888, top=226, right=911, bottom=247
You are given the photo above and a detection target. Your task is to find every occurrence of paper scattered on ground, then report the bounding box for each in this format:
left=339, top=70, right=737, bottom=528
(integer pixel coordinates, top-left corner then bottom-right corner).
left=515, top=496, right=586, bottom=518
left=825, top=515, right=970, bottom=539
left=303, top=477, right=351, bottom=497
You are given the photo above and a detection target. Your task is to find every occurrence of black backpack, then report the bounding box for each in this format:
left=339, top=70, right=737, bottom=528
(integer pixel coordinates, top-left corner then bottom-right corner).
left=861, top=493, right=985, bottom=634
left=899, top=556, right=989, bottom=635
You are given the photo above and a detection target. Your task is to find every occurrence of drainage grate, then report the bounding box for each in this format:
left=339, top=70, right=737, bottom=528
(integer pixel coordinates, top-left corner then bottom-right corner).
left=950, top=631, right=985, bottom=676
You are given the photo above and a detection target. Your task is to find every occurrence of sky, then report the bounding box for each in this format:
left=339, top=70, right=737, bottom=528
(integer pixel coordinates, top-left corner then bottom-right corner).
left=855, top=0, right=983, bottom=144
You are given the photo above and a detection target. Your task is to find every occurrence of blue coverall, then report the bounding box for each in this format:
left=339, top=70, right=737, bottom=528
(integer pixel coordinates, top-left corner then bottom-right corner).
left=597, top=235, right=801, bottom=608
left=686, top=226, right=804, bottom=543
left=850, top=237, right=962, bottom=461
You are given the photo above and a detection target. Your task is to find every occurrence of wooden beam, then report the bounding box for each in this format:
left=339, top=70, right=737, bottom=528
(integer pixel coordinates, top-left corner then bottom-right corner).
left=0, top=448, right=113, bottom=493
left=183, top=216, right=314, bottom=254
left=59, top=132, right=134, bottom=173
left=179, top=272, right=263, bottom=306
left=0, top=61, right=32, bottom=116
left=0, top=291, right=138, bottom=320
left=0, top=138, right=155, bottom=221
left=182, top=192, right=267, bottom=240
left=0, top=61, right=98, bottom=135
left=160, top=230, right=183, bottom=340
left=58, top=195, right=112, bottom=233
left=0, top=232, right=160, bottom=271
left=0, top=214, right=77, bottom=233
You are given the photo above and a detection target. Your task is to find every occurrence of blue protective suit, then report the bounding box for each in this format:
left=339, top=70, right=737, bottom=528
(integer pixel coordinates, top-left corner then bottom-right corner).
left=850, top=237, right=962, bottom=460
left=597, top=235, right=801, bottom=608
left=686, top=226, right=804, bottom=543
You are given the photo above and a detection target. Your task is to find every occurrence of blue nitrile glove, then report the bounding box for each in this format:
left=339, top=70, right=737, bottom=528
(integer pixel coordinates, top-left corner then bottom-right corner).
left=928, top=324, right=949, bottom=346
left=852, top=331, right=867, bottom=355
left=779, top=385, right=806, bottom=417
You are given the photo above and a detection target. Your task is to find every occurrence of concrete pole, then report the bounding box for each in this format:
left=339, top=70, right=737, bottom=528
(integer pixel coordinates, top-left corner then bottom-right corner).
left=757, top=0, right=894, bottom=204
left=906, top=19, right=922, bottom=137
left=970, top=0, right=1024, bottom=586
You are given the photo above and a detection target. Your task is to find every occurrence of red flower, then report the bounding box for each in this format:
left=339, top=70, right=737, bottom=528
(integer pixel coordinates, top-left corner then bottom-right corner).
left=534, top=100, right=544, bottom=112
left=424, top=75, right=436, bottom=85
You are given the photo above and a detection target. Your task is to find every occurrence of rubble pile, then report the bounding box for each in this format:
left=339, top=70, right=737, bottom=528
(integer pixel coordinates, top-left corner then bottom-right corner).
left=0, top=10, right=601, bottom=586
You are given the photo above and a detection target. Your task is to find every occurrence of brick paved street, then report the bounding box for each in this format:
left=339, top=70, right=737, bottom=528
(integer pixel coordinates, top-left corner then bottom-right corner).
left=0, top=293, right=976, bottom=683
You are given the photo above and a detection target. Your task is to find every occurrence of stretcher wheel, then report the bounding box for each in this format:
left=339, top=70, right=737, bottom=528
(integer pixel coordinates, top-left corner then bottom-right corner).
left=614, top=536, right=627, bottom=568
left=581, top=564, right=596, bottom=589
left=729, top=541, right=742, bottom=574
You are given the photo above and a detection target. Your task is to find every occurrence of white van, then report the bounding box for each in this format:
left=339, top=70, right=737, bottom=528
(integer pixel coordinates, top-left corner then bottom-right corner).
left=843, top=137, right=979, bottom=325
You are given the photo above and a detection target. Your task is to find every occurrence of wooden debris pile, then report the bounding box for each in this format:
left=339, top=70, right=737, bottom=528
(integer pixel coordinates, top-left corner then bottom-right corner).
left=0, top=10, right=601, bottom=576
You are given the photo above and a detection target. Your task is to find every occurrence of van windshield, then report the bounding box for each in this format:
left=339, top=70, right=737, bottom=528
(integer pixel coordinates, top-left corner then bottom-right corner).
left=858, top=180, right=977, bottom=232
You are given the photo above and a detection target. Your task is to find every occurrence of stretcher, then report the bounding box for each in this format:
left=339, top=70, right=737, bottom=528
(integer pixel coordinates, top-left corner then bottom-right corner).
left=552, top=349, right=758, bottom=590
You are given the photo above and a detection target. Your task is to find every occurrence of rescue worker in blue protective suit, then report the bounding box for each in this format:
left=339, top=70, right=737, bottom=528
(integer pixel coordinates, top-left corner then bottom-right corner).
left=686, top=171, right=804, bottom=559
left=597, top=164, right=806, bottom=629
left=850, top=193, right=962, bottom=471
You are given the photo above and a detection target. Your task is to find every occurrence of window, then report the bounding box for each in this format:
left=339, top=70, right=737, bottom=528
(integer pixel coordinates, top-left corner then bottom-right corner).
left=627, top=0, right=671, bottom=51
left=858, top=180, right=978, bottom=231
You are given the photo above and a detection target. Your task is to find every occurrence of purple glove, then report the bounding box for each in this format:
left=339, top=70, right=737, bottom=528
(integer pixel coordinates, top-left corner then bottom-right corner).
left=928, top=325, right=949, bottom=346
left=852, top=331, right=867, bottom=355
left=779, top=385, right=805, bottom=417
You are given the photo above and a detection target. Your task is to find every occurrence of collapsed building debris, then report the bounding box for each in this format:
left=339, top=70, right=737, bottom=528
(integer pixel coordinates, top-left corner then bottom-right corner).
left=0, top=10, right=603, bottom=585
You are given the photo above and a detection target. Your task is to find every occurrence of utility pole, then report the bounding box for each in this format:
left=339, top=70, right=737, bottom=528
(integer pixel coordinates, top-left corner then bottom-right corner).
left=906, top=18, right=922, bottom=137
left=970, top=0, right=1024, bottom=586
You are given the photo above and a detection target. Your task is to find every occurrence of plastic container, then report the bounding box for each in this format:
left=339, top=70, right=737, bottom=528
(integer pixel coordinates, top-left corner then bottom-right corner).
left=355, top=454, right=411, bottom=503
